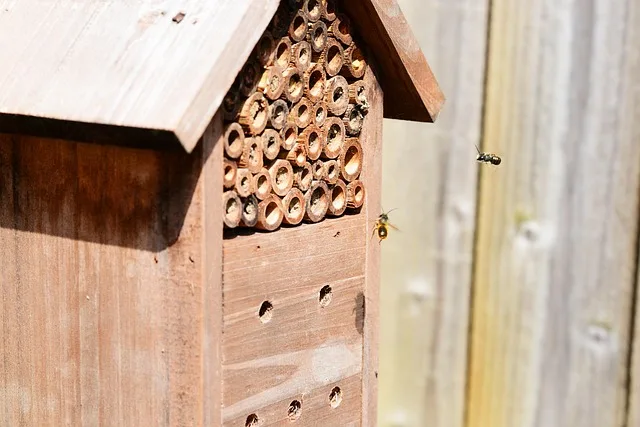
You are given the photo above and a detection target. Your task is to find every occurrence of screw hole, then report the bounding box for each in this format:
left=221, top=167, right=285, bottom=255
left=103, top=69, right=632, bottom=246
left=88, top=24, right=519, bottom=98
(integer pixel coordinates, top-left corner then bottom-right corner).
left=287, top=400, right=302, bottom=421
left=245, top=413, right=260, bottom=426
left=329, top=386, right=342, bottom=408
left=319, top=285, right=332, bottom=307
left=258, top=301, right=273, bottom=323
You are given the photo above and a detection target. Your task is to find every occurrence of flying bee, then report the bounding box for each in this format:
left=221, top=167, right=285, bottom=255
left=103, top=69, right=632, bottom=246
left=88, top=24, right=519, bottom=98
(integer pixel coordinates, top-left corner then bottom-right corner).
left=475, top=145, right=502, bottom=166
left=372, top=208, right=399, bottom=243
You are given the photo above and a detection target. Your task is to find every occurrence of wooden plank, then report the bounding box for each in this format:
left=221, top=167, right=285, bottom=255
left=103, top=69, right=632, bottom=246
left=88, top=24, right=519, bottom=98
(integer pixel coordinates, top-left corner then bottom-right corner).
left=342, top=0, right=445, bottom=123
left=0, top=117, right=224, bottom=425
left=221, top=216, right=366, bottom=426
left=468, top=0, right=640, bottom=426
left=376, top=0, right=488, bottom=426
left=0, top=0, right=280, bottom=152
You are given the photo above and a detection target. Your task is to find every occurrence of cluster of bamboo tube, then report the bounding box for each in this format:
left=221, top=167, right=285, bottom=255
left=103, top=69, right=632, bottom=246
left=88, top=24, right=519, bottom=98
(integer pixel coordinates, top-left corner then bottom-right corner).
left=222, top=0, right=369, bottom=231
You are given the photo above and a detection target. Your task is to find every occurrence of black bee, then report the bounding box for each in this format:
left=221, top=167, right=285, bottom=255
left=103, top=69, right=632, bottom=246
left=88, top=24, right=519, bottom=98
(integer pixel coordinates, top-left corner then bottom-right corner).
left=475, top=145, right=502, bottom=165
left=372, top=208, right=399, bottom=243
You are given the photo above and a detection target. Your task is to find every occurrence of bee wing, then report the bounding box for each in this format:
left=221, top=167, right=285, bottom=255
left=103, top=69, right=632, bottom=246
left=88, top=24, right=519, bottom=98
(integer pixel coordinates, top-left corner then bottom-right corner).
left=387, top=222, right=400, bottom=232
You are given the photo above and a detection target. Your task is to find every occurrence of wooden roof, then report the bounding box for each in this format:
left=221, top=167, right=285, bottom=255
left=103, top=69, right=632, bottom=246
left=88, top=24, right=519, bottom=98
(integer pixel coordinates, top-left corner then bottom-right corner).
left=0, top=0, right=444, bottom=152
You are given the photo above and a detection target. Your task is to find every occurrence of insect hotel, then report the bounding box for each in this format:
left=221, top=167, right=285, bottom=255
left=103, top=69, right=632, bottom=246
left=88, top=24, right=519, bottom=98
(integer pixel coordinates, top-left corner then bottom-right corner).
left=0, top=0, right=443, bottom=425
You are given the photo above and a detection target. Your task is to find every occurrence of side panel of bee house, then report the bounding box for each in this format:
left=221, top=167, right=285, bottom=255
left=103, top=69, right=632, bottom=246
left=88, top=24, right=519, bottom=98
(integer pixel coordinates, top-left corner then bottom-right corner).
left=221, top=1, right=382, bottom=425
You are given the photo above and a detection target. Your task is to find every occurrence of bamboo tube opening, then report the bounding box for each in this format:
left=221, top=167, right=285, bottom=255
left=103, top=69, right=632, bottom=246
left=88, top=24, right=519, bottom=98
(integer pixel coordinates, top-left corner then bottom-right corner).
left=239, top=137, right=264, bottom=173
left=348, top=81, right=368, bottom=111
left=305, top=64, right=326, bottom=103
left=281, top=142, right=307, bottom=167
left=258, top=66, right=285, bottom=100
left=223, top=158, right=237, bottom=189
left=343, top=105, right=364, bottom=136
left=256, top=195, right=284, bottom=231
left=291, top=41, right=312, bottom=72
left=299, top=125, right=323, bottom=160
left=262, top=129, right=282, bottom=160
left=268, top=159, right=294, bottom=196
left=253, top=168, right=272, bottom=200
left=239, top=60, right=260, bottom=96
left=345, top=45, right=366, bottom=78
left=223, top=190, right=242, bottom=228
left=282, top=68, right=304, bottom=103
left=282, top=188, right=306, bottom=225
left=274, top=37, right=292, bottom=69
left=241, top=195, right=259, bottom=227
left=239, top=93, right=268, bottom=135
left=281, top=122, right=298, bottom=150
left=308, top=21, right=328, bottom=53
left=323, top=40, right=344, bottom=76
left=323, top=159, right=340, bottom=184
left=328, top=180, right=347, bottom=216
left=312, top=160, right=325, bottom=180
left=313, top=101, right=327, bottom=127
left=235, top=168, right=254, bottom=197
left=289, top=12, right=308, bottom=42
left=326, top=75, right=349, bottom=115
left=323, top=0, right=336, bottom=21
left=330, top=14, right=352, bottom=45
left=303, top=0, right=322, bottom=22
left=290, top=98, right=313, bottom=129
left=269, top=99, right=289, bottom=130
left=304, top=181, right=329, bottom=222
left=223, top=122, right=244, bottom=158
left=340, top=139, right=362, bottom=181
left=222, top=89, right=240, bottom=121
left=294, top=162, right=313, bottom=191
left=346, top=180, right=365, bottom=209
left=322, top=117, right=345, bottom=159
left=256, top=31, right=275, bottom=67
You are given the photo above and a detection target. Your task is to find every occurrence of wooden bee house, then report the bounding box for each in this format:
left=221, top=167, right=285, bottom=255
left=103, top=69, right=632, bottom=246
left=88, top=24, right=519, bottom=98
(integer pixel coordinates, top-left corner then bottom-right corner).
left=0, top=0, right=443, bottom=425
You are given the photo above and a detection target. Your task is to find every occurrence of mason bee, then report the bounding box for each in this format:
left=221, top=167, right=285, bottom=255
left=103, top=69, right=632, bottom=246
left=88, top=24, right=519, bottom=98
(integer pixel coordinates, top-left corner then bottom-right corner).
left=475, top=144, right=501, bottom=166
left=372, top=208, right=399, bottom=243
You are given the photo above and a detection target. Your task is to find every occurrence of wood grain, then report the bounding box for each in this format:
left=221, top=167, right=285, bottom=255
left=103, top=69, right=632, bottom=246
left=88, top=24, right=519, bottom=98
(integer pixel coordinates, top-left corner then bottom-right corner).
left=468, top=0, right=640, bottom=426
left=376, top=0, right=489, bottom=426
left=0, top=114, right=224, bottom=425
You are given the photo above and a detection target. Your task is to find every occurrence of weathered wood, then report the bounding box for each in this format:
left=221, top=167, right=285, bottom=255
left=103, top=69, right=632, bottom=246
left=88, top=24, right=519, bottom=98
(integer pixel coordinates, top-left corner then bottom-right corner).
left=0, top=115, right=224, bottom=425
left=377, top=0, right=488, bottom=426
left=468, top=1, right=640, bottom=426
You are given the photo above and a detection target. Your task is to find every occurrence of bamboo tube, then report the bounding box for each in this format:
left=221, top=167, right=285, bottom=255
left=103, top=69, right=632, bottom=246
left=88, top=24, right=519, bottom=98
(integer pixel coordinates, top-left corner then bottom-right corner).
left=322, top=117, right=345, bottom=159
left=261, top=129, right=281, bottom=160
left=268, top=99, right=289, bottom=130
left=282, top=188, right=306, bottom=225
left=222, top=89, right=241, bottom=121
left=303, top=0, right=322, bottom=22
left=253, top=168, right=273, bottom=200
left=325, top=75, right=349, bottom=115
left=239, top=60, right=261, bottom=97
left=274, top=37, right=292, bottom=69
left=307, top=21, right=328, bottom=53
left=298, top=125, right=323, bottom=161
left=313, top=101, right=327, bottom=127
left=312, top=160, right=325, bottom=180
left=268, top=159, right=294, bottom=197
left=339, top=138, right=362, bottom=182
left=279, top=142, right=307, bottom=167
left=304, top=180, right=329, bottom=222
left=223, top=190, right=242, bottom=228
left=240, top=194, right=259, bottom=227
left=223, top=158, right=237, bottom=189
left=343, top=44, right=367, bottom=78
left=343, top=104, right=364, bottom=136
left=346, top=180, right=365, bottom=209
left=235, top=168, right=255, bottom=197
left=280, top=122, right=298, bottom=150
left=255, top=30, right=275, bottom=67
left=288, top=11, right=308, bottom=42
left=223, top=122, right=244, bottom=159
left=328, top=14, right=352, bottom=46
left=323, top=159, right=340, bottom=185
left=258, top=65, right=286, bottom=101
left=348, top=81, right=368, bottom=109
left=319, top=39, right=344, bottom=77
left=239, top=92, right=269, bottom=135
left=294, top=161, right=313, bottom=191
left=322, top=0, right=336, bottom=21
left=327, top=180, right=347, bottom=216
left=256, top=194, right=284, bottom=231
left=281, top=67, right=305, bottom=103
left=304, top=63, right=326, bottom=104
left=290, top=41, right=312, bottom=73
left=289, top=98, right=313, bottom=129
left=238, top=137, right=264, bottom=174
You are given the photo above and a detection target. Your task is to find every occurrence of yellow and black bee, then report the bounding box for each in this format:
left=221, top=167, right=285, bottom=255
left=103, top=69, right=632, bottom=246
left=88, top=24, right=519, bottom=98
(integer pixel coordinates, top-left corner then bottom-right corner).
left=475, top=144, right=502, bottom=166
left=372, top=208, right=399, bottom=243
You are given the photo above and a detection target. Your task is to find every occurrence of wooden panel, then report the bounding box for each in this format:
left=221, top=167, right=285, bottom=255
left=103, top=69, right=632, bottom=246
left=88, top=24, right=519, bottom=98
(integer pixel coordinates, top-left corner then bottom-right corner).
left=0, top=0, right=279, bottom=152
left=377, top=0, right=488, bottom=426
left=0, top=116, right=224, bottom=425
left=468, top=0, right=640, bottom=426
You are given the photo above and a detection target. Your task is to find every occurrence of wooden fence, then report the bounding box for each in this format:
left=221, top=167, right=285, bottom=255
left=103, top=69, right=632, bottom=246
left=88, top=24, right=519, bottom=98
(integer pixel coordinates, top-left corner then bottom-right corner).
left=379, top=0, right=640, bottom=426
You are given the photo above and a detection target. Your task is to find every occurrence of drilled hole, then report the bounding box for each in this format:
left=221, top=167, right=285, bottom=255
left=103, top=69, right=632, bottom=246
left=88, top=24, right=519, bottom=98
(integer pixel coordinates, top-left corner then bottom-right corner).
left=297, top=104, right=309, bottom=123
left=228, top=129, right=242, bottom=151
left=319, top=285, right=332, bottom=307
left=309, top=185, right=328, bottom=215
left=309, top=70, right=323, bottom=98
left=240, top=176, right=250, bottom=191
left=338, top=19, right=349, bottom=35
left=353, top=183, right=364, bottom=204
left=351, top=46, right=365, bottom=72
left=299, top=45, right=310, bottom=65
left=264, top=201, right=281, bottom=227
left=258, top=301, right=273, bottom=323
left=328, top=44, right=342, bottom=70
left=315, top=106, right=326, bottom=123
left=329, top=387, right=342, bottom=408
left=288, top=400, right=302, bottom=421
left=327, top=123, right=342, bottom=151
left=293, top=15, right=306, bottom=39
left=225, top=197, right=239, bottom=216
left=288, top=196, right=302, bottom=216
left=308, top=131, right=319, bottom=152
left=224, top=164, right=234, bottom=181
left=276, top=42, right=290, bottom=65
left=276, top=167, right=288, bottom=188
left=344, top=145, right=359, bottom=175
left=332, top=86, right=344, bottom=103
left=256, top=175, right=269, bottom=194
left=331, top=185, right=345, bottom=210
left=327, top=163, right=337, bottom=179
left=245, top=414, right=260, bottom=427
left=284, top=127, right=297, bottom=147
left=307, top=0, right=321, bottom=17
left=300, top=167, right=311, bottom=186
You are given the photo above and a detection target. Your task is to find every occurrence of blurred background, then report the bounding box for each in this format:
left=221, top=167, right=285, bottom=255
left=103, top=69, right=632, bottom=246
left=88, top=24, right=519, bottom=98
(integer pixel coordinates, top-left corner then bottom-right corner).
left=378, top=1, right=640, bottom=426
